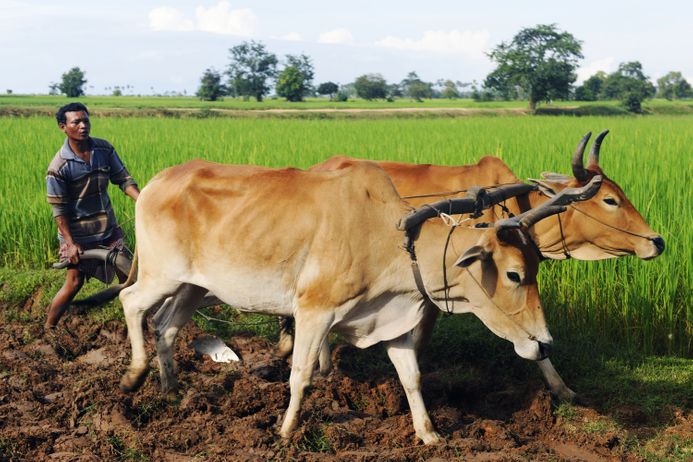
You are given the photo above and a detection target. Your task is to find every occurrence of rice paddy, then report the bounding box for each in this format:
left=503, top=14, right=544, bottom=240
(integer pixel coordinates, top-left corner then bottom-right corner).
left=0, top=113, right=690, bottom=355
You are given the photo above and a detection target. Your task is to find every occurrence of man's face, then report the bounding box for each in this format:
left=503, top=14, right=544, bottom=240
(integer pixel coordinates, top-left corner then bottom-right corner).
left=60, top=111, right=90, bottom=141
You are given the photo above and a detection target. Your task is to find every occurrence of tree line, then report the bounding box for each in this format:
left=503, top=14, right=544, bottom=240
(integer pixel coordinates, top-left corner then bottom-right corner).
left=47, top=24, right=691, bottom=113
left=196, top=41, right=467, bottom=104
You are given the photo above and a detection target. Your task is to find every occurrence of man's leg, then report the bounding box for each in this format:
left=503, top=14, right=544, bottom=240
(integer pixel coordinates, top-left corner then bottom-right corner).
left=45, top=267, right=84, bottom=328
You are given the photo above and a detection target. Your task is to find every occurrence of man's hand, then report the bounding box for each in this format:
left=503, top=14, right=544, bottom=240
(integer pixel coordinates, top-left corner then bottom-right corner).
left=64, top=241, right=83, bottom=265
left=125, top=185, right=140, bottom=202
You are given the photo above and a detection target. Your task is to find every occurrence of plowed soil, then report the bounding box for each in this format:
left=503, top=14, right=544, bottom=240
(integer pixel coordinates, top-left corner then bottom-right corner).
left=0, top=307, right=689, bottom=461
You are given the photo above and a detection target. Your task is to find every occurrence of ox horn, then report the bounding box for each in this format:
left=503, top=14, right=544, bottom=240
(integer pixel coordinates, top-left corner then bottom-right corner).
left=587, top=129, right=609, bottom=168
left=571, top=131, right=592, bottom=182
left=496, top=175, right=603, bottom=232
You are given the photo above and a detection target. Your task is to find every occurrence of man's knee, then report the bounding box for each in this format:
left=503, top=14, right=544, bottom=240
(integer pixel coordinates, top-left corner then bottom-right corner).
left=65, top=271, right=85, bottom=291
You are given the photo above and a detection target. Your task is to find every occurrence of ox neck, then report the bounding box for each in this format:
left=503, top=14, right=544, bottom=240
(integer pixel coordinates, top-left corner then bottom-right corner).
left=403, top=220, right=477, bottom=309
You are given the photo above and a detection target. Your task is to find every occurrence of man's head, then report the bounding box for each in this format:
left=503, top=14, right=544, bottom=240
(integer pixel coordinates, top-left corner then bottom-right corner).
left=56, top=102, right=90, bottom=141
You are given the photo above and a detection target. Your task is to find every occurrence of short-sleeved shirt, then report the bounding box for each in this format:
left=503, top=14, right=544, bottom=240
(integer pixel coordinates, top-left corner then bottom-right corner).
left=46, top=137, right=137, bottom=245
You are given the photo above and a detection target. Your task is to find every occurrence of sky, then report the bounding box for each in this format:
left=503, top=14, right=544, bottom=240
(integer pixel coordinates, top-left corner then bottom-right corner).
left=1, top=0, right=691, bottom=95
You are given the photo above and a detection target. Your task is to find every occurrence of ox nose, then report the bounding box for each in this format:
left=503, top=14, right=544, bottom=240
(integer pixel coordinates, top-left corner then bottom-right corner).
left=537, top=341, right=552, bottom=359
left=651, top=236, right=665, bottom=254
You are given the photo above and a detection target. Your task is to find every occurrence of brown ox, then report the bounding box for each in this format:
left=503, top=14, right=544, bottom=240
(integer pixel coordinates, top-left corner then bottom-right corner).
left=119, top=160, right=600, bottom=444
left=275, top=130, right=664, bottom=401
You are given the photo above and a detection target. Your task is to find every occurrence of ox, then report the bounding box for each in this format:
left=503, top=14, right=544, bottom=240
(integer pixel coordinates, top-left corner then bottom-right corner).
left=119, top=159, right=600, bottom=443
left=276, top=130, right=664, bottom=400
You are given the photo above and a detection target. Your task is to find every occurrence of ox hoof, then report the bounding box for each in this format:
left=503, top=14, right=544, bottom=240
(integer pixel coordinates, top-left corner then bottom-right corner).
left=419, top=431, right=443, bottom=445
left=279, top=419, right=297, bottom=439
left=119, top=367, right=149, bottom=393
left=163, top=389, right=180, bottom=403
left=318, top=363, right=333, bottom=376
left=553, top=386, right=578, bottom=403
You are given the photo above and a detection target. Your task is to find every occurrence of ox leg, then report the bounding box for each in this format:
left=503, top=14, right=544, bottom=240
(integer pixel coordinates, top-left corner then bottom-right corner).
left=277, top=317, right=294, bottom=358
left=536, top=358, right=576, bottom=402
left=278, top=317, right=332, bottom=375
left=384, top=333, right=441, bottom=445
left=119, top=278, right=179, bottom=393
left=318, top=336, right=332, bottom=375
left=412, top=302, right=440, bottom=356
left=279, top=309, right=334, bottom=438
left=277, top=316, right=332, bottom=375
left=154, top=284, right=207, bottom=394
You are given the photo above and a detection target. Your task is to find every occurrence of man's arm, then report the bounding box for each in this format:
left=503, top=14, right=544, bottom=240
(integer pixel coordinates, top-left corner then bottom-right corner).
left=124, top=184, right=140, bottom=202
left=54, top=215, right=82, bottom=264
left=108, top=147, right=138, bottom=197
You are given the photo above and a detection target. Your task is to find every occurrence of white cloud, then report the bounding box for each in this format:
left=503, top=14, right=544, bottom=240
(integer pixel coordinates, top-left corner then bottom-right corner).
left=374, top=30, right=490, bottom=56
left=577, top=57, right=615, bottom=83
left=149, top=7, right=194, bottom=32
left=195, top=2, right=255, bottom=36
left=148, top=2, right=255, bottom=36
left=280, top=32, right=302, bottom=42
left=318, top=28, right=354, bottom=44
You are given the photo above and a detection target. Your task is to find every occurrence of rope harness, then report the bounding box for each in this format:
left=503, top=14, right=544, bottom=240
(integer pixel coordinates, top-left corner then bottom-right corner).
left=404, top=203, right=542, bottom=342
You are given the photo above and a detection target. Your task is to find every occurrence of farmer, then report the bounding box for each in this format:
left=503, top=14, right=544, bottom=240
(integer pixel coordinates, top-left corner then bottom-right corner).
left=44, top=102, right=139, bottom=329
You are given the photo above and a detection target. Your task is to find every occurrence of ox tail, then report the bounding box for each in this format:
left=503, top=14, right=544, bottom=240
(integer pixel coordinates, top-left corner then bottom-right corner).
left=72, top=248, right=138, bottom=307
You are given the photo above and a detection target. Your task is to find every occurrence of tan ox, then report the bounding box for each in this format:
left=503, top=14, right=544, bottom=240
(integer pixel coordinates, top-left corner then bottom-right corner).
left=119, top=160, right=600, bottom=444
left=274, top=130, right=663, bottom=400
left=313, top=131, right=663, bottom=260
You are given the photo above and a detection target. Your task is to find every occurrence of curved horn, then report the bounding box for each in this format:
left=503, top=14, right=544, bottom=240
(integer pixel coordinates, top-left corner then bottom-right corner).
left=496, top=175, right=603, bottom=232
left=52, top=248, right=132, bottom=275
left=571, top=131, right=592, bottom=182
left=587, top=129, right=609, bottom=168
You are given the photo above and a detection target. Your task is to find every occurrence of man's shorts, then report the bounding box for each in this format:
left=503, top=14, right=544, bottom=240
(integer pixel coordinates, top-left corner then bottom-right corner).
left=59, top=227, right=132, bottom=283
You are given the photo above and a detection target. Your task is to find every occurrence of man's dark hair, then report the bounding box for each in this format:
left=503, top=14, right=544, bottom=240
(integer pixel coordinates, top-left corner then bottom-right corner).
left=56, top=102, right=89, bottom=125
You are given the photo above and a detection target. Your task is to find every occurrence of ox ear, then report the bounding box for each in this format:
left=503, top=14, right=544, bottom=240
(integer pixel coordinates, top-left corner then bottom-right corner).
left=455, top=245, right=491, bottom=268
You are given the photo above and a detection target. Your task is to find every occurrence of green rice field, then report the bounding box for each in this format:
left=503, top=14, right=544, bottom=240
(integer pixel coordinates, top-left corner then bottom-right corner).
left=2, top=94, right=692, bottom=113
left=0, top=114, right=690, bottom=356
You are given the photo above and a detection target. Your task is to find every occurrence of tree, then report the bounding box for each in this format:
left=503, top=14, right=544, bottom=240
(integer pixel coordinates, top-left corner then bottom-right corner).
left=656, top=71, right=692, bottom=100
left=386, top=83, right=403, bottom=101
left=226, top=41, right=277, bottom=102
left=485, top=24, right=582, bottom=112
left=275, top=54, right=314, bottom=102
left=353, top=74, right=388, bottom=100
left=438, top=80, right=460, bottom=99
left=400, top=72, right=433, bottom=101
left=276, top=67, right=304, bottom=102
left=112, top=86, right=123, bottom=97
left=574, top=71, right=607, bottom=101
left=317, top=81, right=339, bottom=99
left=196, top=68, right=226, bottom=101
left=602, top=61, right=655, bottom=112
left=58, top=67, right=87, bottom=97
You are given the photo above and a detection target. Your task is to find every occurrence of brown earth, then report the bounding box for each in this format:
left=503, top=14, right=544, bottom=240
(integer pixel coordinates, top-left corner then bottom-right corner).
left=0, top=307, right=689, bottom=462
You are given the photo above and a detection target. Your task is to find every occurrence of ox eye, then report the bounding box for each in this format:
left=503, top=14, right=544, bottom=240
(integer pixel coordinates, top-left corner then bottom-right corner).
left=506, top=271, right=522, bottom=284
left=603, top=197, right=618, bottom=206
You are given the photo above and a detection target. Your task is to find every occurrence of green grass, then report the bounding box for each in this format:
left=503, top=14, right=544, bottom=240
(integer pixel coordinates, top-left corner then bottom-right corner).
left=0, top=114, right=690, bottom=356
left=1, top=94, right=691, bottom=113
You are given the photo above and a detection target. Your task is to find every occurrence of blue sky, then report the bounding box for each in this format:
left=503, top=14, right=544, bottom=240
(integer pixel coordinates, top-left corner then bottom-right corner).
left=1, top=0, right=691, bottom=95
